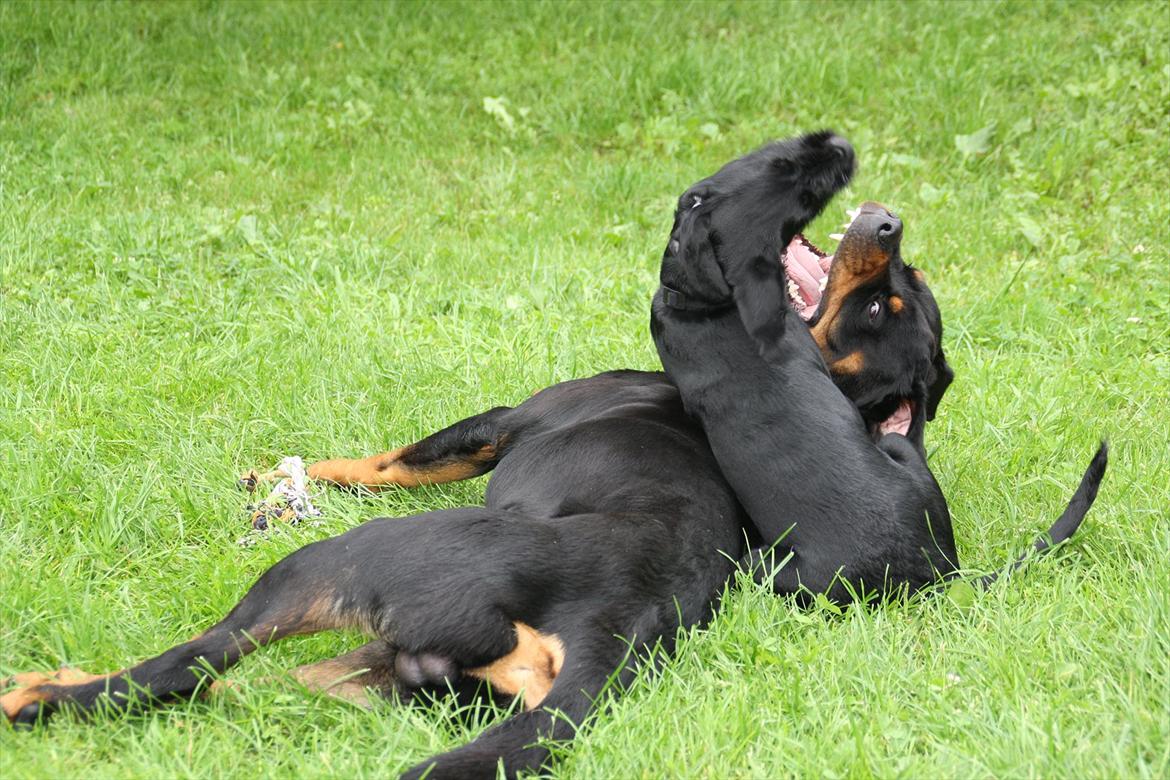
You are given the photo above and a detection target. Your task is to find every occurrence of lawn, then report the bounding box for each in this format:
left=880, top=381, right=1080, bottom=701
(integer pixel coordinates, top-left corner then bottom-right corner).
left=1, top=1, right=1167, bottom=777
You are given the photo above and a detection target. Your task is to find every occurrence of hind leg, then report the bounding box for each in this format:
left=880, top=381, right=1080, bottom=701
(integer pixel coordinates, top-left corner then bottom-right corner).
left=289, top=641, right=471, bottom=708
left=1, top=541, right=375, bottom=726
left=4, top=510, right=544, bottom=727
left=291, top=640, right=399, bottom=707
left=402, top=633, right=639, bottom=780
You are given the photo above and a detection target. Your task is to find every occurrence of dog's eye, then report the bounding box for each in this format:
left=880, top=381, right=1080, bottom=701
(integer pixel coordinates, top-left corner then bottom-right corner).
left=867, top=299, right=882, bottom=322
left=691, top=195, right=702, bottom=209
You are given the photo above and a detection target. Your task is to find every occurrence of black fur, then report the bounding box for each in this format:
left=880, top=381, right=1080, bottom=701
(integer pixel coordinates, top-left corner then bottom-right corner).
left=6, top=135, right=1107, bottom=780
left=8, top=371, right=744, bottom=780
left=651, top=130, right=1105, bottom=602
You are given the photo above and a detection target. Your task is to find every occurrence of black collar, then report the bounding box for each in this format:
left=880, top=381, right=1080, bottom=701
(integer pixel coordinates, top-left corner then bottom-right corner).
left=660, top=285, right=733, bottom=314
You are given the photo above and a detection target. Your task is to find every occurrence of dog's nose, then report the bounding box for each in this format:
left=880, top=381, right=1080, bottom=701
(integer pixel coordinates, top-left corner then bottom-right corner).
left=823, top=135, right=861, bottom=173
left=854, top=202, right=903, bottom=249
left=827, top=134, right=855, bottom=163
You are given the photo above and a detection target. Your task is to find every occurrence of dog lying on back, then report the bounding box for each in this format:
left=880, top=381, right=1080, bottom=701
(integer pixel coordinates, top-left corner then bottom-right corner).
left=0, top=220, right=957, bottom=779
left=652, top=130, right=1106, bottom=600
left=2, top=134, right=1104, bottom=780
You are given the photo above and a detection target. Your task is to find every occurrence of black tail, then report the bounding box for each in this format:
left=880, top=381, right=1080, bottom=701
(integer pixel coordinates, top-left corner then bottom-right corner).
left=977, top=441, right=1108, bottom=589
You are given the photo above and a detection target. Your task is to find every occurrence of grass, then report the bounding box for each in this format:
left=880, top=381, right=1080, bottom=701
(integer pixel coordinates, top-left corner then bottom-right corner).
left=0, top=0, right=1167, bottom=777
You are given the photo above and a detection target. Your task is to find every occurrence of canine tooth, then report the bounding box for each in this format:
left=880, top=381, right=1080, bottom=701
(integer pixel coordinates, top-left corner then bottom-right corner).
left=786, top=278, right=802, bottom=303
left=828, top=233, right=844, bottom=241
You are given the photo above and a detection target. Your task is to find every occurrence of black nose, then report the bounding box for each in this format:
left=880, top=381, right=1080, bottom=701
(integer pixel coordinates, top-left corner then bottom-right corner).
left=854, top=202, right=903, bottom=249
left=828, top=134, right=854, bottom=161
left=877, top=214, right=902, bottom=245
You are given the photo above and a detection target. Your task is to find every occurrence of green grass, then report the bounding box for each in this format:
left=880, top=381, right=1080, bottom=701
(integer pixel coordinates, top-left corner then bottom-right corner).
left=1, top=0, right=1167, bottom=777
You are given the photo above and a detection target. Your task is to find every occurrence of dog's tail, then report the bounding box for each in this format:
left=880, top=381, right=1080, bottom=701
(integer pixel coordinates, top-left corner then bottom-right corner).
left=976, top=441, right=1108, bottom=590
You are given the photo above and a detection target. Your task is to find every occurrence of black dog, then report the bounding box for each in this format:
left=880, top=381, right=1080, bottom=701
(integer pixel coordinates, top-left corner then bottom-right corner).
left=652, top=130, right=1107, bottom=600
left=2, top=138, right=1104, bottom=780
left=3, top=264, right=953, bottom=777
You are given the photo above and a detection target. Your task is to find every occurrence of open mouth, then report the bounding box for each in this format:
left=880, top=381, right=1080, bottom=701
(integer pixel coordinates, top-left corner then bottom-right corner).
left=780, top=205, right=859, bottom=323
left=780, top=209, right=916, bottom=438
left=870, top=396, right=916, bottom=439
left=781, top=232, right=833, bottom=322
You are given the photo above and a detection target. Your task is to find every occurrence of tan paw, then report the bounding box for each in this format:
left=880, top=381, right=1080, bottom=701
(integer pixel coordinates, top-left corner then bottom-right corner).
left=2, top=666, right=105, bottom=724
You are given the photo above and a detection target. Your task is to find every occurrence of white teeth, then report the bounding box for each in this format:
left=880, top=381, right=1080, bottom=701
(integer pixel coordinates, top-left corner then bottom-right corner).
left=829, top=206, right=861, bottom=242
left=786, top=278, right=802, bottom=305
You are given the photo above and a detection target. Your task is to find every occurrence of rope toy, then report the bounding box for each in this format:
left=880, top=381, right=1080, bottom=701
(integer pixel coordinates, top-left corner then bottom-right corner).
left=242, top=456, right=322, bottom=532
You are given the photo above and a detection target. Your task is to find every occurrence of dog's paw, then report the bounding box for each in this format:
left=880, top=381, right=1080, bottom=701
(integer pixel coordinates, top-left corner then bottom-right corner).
left=2, top=667, right=107, bottom=727
left=2, top=667, right=105, bottom=727
left=394, top=651, right=459, bottom=689
left=2, top=674, right=55, bottom=727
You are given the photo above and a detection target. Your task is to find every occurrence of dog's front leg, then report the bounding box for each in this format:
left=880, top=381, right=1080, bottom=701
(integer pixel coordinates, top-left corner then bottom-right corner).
left=241, top=405, right=512, bottom=492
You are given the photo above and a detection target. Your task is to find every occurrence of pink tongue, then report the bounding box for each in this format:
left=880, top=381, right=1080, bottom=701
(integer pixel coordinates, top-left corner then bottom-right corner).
left=879, top=399, right=914, bottom=437
left=786, top=240, right=824, bottom=309
left=783, top=237, right=831, bottom=321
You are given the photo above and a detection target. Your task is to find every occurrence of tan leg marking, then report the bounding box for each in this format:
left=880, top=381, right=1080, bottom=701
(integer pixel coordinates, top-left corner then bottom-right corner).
left=305, top=444, right=496, bottom=491
left=256, top=588, right=372, bottom=640
left=466, top=622, right=565, bottom=710
left=2, top=667, right=110, bottom=723
left=291, top=641, right=397, bottom=708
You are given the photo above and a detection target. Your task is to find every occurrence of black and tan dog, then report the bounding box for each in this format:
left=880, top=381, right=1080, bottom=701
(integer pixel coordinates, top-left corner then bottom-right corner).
left=652, top=130, right=1106, bottom=599
left=2, top=134, right=1104, bottom=780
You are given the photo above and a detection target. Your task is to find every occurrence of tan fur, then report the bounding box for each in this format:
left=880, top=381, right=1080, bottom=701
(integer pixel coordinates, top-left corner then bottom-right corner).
left=291, top=642, right=397, bottom=708
left=244, top=444, right=497, bottom=492
left=830, top=351, right=865, bottom=375
left=811, top=241, right=892, bottom=350
left=467, top=622, right=565, bottom=710
left=2, top=667, right=109, bottom=722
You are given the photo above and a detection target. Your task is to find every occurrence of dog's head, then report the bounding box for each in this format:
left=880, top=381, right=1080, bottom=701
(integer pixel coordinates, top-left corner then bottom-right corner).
left=660, top=132, right=952, bottom=446
left=660, top=130, right=856, bottom=307
left=784, top=202, right=954, bottom=449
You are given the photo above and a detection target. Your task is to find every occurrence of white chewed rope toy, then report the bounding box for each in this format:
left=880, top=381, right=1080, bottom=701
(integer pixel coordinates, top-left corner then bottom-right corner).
left=245, top=456, right=322, bottom=532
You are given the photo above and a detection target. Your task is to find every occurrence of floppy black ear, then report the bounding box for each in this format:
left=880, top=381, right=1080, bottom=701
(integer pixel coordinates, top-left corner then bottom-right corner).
left=925, top=348, right=954, bottom=420
left=660, top=199, right=731, bottom=304
left=726, top=253, right=794, bottom=364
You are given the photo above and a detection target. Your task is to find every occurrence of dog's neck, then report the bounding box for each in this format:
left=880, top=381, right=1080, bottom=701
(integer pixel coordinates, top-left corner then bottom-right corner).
left=659, top=284, right=733, bottom=314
